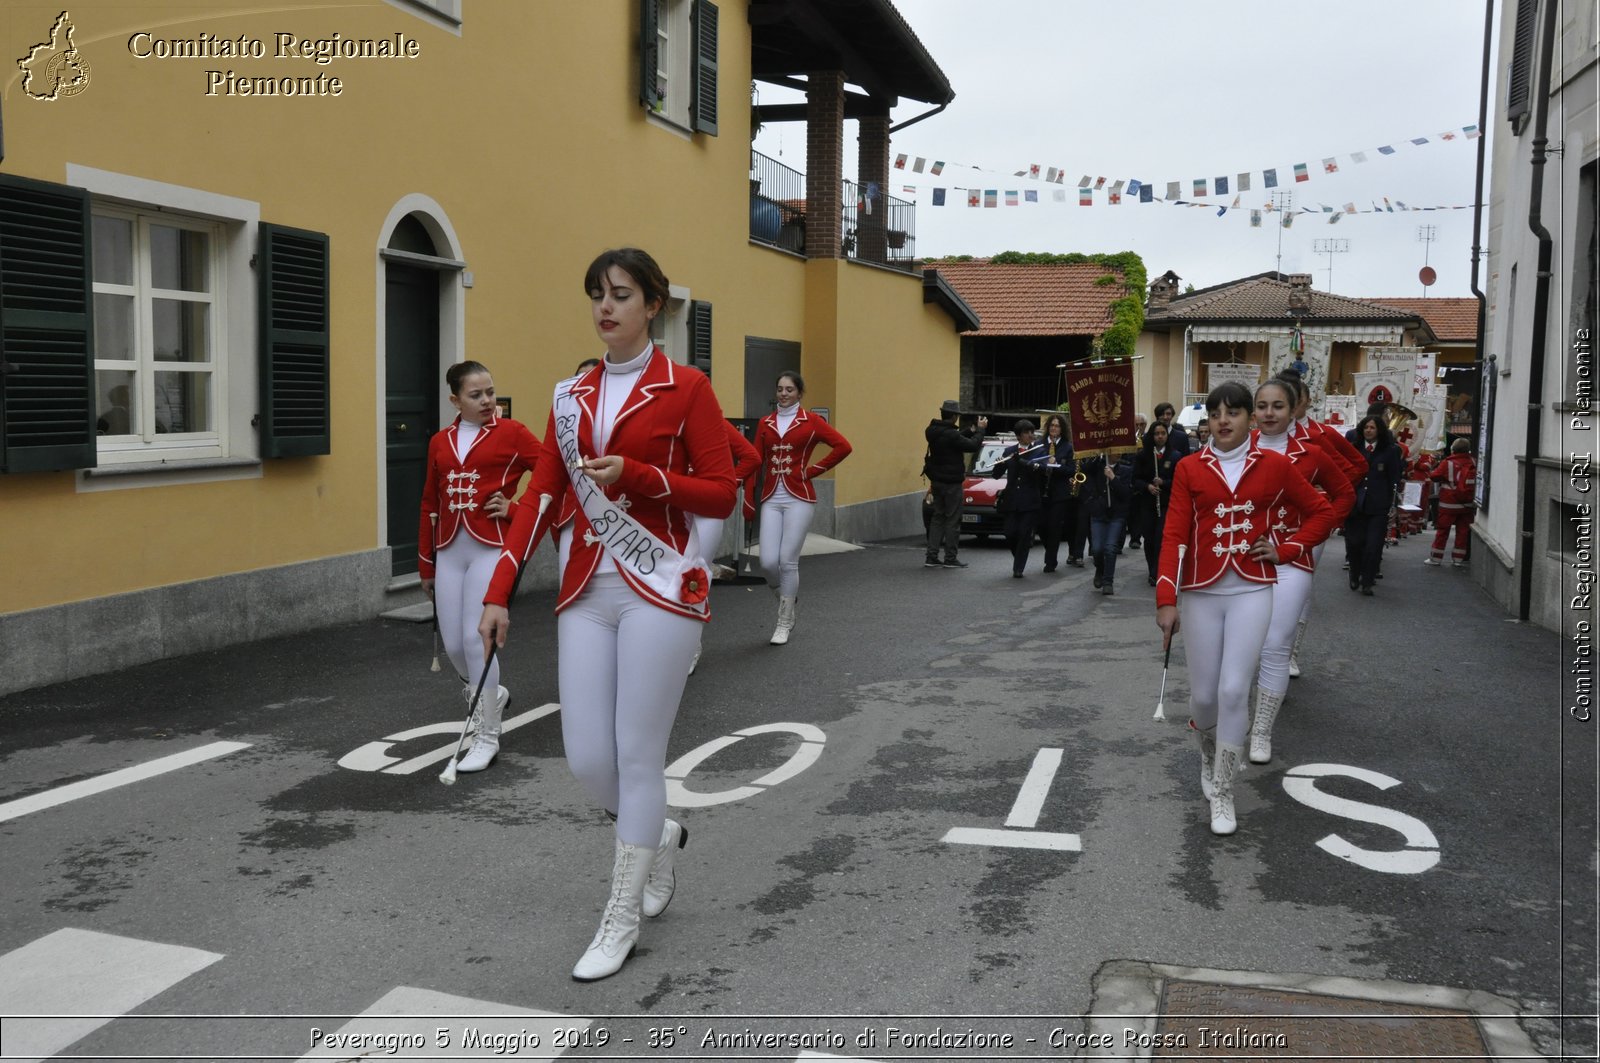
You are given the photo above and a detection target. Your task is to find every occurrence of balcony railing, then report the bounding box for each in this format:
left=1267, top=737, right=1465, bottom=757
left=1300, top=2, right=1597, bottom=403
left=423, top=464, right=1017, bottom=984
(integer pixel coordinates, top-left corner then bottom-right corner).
left=842, top=178, right=917, bottom=274
left=749, top=151, right=807, bottom=254
left=748, top=152, right=920, bottom=274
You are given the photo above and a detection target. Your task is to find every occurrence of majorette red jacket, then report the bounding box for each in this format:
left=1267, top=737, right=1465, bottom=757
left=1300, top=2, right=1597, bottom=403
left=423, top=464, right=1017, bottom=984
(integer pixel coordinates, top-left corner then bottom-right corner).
left=743, top=406, right=852, bottom=518
left=1251, top=429, right=1356, bottom=572
left=1429, top=452, right=1478, bottom=509
left=1295, top=417, right=1368, bottom=486
left=1156, top=441, right=1339, bottom=608
left=486, top=347, right=736, bottom=619
left=721, top=419, right=762, bottom=482
left=417, top=415, right=542, bottom=580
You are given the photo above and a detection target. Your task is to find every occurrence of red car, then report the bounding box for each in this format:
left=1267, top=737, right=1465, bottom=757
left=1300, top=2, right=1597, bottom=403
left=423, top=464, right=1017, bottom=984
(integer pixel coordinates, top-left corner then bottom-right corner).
left=922, top=437, right=1013, bottom=540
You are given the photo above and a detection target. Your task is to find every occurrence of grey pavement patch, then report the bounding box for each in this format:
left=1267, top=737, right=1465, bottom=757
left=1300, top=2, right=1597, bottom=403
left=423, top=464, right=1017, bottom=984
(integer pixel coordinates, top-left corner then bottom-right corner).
left=1087, top=959, right=1548, bottom=1061
left=379, top=601, right=434, bottom=622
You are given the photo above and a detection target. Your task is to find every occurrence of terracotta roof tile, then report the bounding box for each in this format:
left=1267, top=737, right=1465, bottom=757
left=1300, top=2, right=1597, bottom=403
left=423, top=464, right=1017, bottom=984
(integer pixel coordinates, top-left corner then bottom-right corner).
left=1147, top=276, right=1418, bottom=324
left=924, top=261, right=1125, bottom=336
left=1370, top=297, right=1480, bottom=341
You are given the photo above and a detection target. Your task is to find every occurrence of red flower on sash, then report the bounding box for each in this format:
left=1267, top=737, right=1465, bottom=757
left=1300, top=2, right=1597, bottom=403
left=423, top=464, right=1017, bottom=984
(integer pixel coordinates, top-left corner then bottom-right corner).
left=680, top=567, right=710, bottom=606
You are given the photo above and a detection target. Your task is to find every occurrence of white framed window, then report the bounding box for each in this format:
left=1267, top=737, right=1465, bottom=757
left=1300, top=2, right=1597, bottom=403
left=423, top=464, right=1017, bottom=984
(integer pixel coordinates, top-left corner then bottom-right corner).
left=651, top=284, right=691, bottom=364
left=64, top=165, right=264, bottom=489
left=92, top=208, right=226, bottom=462
left=643, top=0, right=717, bottom=135
left=654, top=0, right=692, bottom=127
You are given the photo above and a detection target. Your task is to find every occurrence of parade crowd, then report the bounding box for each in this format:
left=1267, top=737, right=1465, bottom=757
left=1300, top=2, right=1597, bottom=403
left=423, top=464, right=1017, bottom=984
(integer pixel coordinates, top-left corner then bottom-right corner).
left=410, top=244, right=1476, bottom=985
left=924, top=378, right=1476, bottom=839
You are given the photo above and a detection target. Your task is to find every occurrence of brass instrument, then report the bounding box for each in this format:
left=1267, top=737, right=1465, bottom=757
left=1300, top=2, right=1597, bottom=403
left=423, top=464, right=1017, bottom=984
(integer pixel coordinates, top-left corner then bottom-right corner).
left=1385, top=401, right=1419, bottom=437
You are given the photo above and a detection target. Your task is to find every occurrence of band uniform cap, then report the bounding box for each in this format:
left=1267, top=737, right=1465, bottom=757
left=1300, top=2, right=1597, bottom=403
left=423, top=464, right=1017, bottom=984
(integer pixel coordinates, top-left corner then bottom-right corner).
left=941, top=399, right=962, bottom=414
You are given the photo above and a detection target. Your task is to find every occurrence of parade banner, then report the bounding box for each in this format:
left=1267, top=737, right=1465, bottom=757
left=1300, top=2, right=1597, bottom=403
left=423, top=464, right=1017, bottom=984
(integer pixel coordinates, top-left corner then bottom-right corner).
left=1365, top=348, right=1419, bottom=386
left=1410, top=394, right=1447, bottom=454
left=1413, top=352, right=1437, bottom=395
left=1268, top=330, right=1331, bottom=402
left=1317, top=394, right=1359, bottom=429
left=1064, top=361, right=1140, bottom=456
left=1353, top=370, right=1411, bottom=411
left=1205, top=362, right=1262, bottom=390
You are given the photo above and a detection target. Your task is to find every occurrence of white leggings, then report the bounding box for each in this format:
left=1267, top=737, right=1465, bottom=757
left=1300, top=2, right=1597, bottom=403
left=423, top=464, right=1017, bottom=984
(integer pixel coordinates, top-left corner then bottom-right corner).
left=557, top=574, right=703, bottom=847
left=434, top=535, right=502, bottom=695
left=1257, top=565, right=1313, bottom=696
left=693, top=514, right=726, bottom=569
left=759, top=493, right=814, bottom=598
left=1178, top=586, right=1274, bottom=747
left=1299, top=541, right=1326, bottom=623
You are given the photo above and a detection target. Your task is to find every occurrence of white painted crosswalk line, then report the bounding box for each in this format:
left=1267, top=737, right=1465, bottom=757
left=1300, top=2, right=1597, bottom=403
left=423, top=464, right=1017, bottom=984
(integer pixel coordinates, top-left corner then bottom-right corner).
left=296, top=986, right=586, bottom=1060
left=0, top=927, right=223, bottom=1063
left=0, top=741, right=252, bottom=824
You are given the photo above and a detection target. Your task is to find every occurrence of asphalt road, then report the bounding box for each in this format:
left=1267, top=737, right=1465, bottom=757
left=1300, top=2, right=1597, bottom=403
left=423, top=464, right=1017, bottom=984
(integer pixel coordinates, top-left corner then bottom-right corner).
left=0, top=530, right=1590, bottom=1061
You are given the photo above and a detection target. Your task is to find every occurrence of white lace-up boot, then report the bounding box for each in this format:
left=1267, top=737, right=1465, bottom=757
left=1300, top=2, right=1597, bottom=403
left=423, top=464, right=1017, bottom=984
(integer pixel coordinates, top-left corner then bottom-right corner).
left=1288, top=618, right=1308, bottom=677
left=1249, top=688, right=1286, bottom=765
left=571, top=840, right=651, bottom=981
left=770, top=596, right=796, bottom=645
left=1189, top=720, right=1217, bottom=800
left=1209, top=743, right=1244, bottom=835
left=641, top=819, right=689, bottom=918
left=456, top=684, right=509, bottom=773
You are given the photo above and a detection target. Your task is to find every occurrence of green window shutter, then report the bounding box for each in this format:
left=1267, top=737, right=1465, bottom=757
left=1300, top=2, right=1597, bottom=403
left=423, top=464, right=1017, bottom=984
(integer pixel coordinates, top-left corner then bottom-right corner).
left=639, top=0, right=661, bottom=111
left=687, top=299, right=712, bottom=376
left=690, top=0, right=719, bottom=135
left=0, top=174, right=96, bottom=474
left=1506, top=0, right=1539, bottom=126
left=257, top=222, right=330, bottom=458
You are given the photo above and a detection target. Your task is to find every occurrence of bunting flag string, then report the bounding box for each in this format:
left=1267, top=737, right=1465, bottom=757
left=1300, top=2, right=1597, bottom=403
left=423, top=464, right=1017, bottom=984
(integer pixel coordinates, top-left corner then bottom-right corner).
left=885, top=123, right=1481, bottom=207
left=903, top=184, right=1478, bottom=218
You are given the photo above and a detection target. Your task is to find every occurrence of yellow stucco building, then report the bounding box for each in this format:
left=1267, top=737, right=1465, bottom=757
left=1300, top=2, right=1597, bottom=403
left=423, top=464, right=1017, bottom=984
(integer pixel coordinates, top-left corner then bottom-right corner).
left=0, top=0, right=971, bottom=693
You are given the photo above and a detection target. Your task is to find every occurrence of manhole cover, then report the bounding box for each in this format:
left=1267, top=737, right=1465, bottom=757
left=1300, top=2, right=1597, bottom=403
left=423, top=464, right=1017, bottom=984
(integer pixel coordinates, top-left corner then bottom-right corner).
left=1156, top=980, right=1492, bottom=1059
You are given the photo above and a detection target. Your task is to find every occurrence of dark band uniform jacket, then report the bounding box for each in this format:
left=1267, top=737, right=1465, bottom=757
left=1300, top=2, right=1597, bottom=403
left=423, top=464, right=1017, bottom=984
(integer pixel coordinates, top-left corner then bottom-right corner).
left=997, top=440, right=1049, bottom=512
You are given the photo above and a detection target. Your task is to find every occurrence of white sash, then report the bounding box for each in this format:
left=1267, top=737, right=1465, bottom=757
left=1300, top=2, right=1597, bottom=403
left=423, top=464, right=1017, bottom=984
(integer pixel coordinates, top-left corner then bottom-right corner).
left=552, top=376, right=705, bottom=615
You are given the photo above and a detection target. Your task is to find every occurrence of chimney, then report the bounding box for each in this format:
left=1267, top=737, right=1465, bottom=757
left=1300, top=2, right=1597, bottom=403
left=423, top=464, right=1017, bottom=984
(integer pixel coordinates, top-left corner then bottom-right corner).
left=1286, top=273, right=1313, bottom=314
left=1148, top=269, right=1181, bottom=311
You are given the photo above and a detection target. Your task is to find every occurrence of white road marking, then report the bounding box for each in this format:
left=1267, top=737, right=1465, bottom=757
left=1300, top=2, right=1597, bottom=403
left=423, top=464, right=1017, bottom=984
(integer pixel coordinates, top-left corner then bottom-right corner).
left=296, top=986, right=583, bottom=1060
left=337, top=703, right=560, bottom=774
left=1282, top=763, right=1441, bottom=874
left=0, top=928, right=223, bottom=1063
left=0, top=741, right=252, bottom=824
left=942, top=826, right=1083, bottom=851
left=1003, top=747, right=1063, bottom=828
left=665, top=723, right=826, bottom=808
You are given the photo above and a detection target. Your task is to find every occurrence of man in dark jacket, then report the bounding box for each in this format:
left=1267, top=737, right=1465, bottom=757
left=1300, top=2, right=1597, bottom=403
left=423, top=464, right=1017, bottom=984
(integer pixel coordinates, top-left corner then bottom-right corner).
left=924, top=400, right=988, bottom=568
left=997, top=419, right=1048, bottom=578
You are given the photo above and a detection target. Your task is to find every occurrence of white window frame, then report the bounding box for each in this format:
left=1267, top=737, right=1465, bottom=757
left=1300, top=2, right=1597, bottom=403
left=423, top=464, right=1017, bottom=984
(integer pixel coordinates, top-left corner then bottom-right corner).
left=66, top=165, right=262, bottom=491
left=649, top=0, right=694, bottom=131
left=92, top=207, right=226, bottom=462
left=651, top=283, right=692, bottom=365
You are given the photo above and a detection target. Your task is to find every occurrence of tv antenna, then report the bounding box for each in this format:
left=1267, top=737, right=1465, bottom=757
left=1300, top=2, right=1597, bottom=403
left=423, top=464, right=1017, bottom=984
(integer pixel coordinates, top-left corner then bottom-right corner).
left=1312, top=238, right=1350, bottom=294
left=1271, top=191, right=1296, bottom=273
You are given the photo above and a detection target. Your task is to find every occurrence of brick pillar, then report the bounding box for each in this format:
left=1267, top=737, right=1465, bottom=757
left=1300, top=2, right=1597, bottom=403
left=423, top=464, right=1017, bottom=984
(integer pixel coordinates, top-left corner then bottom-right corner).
left=805, top=70, right=845, bottom=259
left=856, top=112, right=890, bottom=264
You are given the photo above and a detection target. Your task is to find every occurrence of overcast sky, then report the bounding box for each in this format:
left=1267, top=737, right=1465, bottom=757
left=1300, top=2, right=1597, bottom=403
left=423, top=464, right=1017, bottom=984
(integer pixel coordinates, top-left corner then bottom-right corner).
left=752, top=0, right=1497, bottom=300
